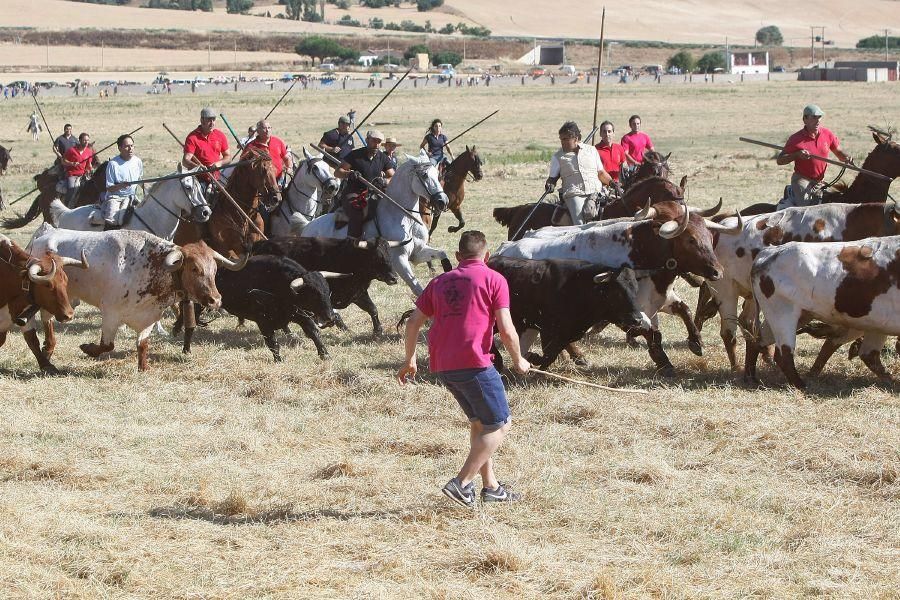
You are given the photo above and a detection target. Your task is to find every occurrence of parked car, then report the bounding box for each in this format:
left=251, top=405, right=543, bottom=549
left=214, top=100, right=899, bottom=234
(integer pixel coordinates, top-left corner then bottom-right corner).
left=558, top=64, right=576, bottom=75
left=530, top=67, right=546, bottom=77
left=437, top=63, right=456, bottom=77
left=318, top=63, right=336, bottom=72
left=773, top=65, right=786, bottom=73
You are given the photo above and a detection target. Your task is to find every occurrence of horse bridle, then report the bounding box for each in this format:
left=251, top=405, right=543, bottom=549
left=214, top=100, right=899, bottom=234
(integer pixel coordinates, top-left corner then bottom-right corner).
left=134, top=175, right=208, bottom=237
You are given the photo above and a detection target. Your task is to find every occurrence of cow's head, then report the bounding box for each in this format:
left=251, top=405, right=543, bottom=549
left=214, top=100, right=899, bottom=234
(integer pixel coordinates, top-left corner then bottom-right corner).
left=590, top=268, right=651, bottom=333
left=634, top=199, right=739, bottom=280
left=28, top=249, right=89, bottom=323
left=354, top=237, right=409, bottom=285
left=163, top=241, right=248, bottom=309
left=289, top=270, right=339, bottom=327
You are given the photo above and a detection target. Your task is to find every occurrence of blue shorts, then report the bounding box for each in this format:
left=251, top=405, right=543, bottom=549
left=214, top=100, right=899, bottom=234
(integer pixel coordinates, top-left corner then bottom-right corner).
left=437, top=366, right=510, bottom=431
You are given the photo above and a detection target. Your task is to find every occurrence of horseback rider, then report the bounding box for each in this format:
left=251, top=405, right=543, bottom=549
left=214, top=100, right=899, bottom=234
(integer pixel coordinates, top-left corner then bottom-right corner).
left=102, top=134, right=144, bottom=230
left=334, top=130, right=395, bottom=239
left=544, top=121, right=615, bottom=226
left=61, top=132, right=97, bottom=207
left=182, top=107, right=231, bottom=195
left=594, top=120, right=628, bottom=183
left=319, top=115, right=356, bottom=163
left=420, top=118, right=453, bottom=178
left=382, top=136, right=402, bottom=170
left=245, top=119, right=292, bottom=186
left=776, top=104, right=852, bottom=209
left=53, top=124, right=77, bottom=164
left=621, top=114, right=655, bottom=166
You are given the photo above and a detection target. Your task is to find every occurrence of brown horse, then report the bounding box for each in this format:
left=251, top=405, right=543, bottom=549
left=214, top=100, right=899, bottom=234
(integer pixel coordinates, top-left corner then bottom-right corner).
left=491, top=151, right=681, bottom=240
left=740, top=131, right=900, bottom=216
left=175, top=149, right=281, bottom=258
left=493, top=174, right=687, bottom=241
left=2, top=160, right=107, bottom=229
left=426, top=145, right=484, bottom=236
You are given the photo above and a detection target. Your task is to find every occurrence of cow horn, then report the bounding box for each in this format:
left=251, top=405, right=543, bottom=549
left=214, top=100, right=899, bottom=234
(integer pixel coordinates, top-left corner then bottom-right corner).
left=290, top=277, right=305, bottom=292
left=704, top=210, right=744, bottom=234
left=593, top=271, right=614, bottom=284
left=356, top=240, right=370, bottom=249
left=693, top=197, right=723, bottom=218
left=213, top=250, right=249, bottom=271
left=658, top=204, right=690, bottom=239
left=59, top=249, right=89, bottom=270
left=634, top=198, right=655, bottom=220
left=26, top=259, right=57, bottom=283
left=387, top=238, right=413, bottom=248
left=317, top=270, right=352, bottom=279
left=163, top=248, right=184, bottom=272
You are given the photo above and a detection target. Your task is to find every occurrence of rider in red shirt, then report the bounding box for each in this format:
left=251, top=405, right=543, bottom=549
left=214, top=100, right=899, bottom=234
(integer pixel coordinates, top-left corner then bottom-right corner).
left=182, top=107, right=231, bottom=180
left=245, top=119, right=291, bottom=181
left=776, top=104, right=851, bottom=207
left=594, top=120, right=627, bottom=182
left=621, top=114, right=654, bottom=165
left=61, top=132, right=97, bottom=206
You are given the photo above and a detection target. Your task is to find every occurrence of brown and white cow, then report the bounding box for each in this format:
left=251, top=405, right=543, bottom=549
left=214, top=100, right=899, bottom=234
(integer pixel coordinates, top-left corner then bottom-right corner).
left=750, top=235, right=900, bottom=388
left=27, top=224, right=246, bottom=371
left=704, top=202, right=900, bottom=371
left=1, top=233, right=87, bottom=372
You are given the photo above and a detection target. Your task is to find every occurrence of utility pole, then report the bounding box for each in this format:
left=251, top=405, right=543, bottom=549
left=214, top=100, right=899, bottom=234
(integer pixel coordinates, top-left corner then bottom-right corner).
left=101, top=39, right=104, bottom=69
left=725, top=36, right=729, bottom=74
left=810, top=26, right=815, bottom=64
left=234, top=39, right=237, bottom=67
left=886, top=29, right=891, bottom=61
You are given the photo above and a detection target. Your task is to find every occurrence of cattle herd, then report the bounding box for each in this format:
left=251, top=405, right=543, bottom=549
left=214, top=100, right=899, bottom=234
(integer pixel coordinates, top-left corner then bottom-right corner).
left=1, top=130, right=900, bottom=391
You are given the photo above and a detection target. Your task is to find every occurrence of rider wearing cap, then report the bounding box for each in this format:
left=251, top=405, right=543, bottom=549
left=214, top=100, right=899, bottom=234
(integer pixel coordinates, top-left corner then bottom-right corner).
left=182, top=107, right=231, bottom=182
left=334, top=130, right=395, bottom=238
left=319, top=115, right=356, bottom=162
left=382, top=136, right=402, bottom=170
left=776, top=104, right=851, bottom=208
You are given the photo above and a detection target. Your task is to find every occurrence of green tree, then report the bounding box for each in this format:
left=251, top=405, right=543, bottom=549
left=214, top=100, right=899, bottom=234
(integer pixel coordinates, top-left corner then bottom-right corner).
left=295, top=35, right=358, bottom=63
left=437, top=23, right=455, bottom=35
left=856, top=34, right=900, bottom=49
left=369, top=17, right=384, bottom=29
left=696, top=51, right=725, bottom=73
left=432, top=51, right=462, bottom=67
left=666, top=50, right=695, bottom=73
left=404, top=44, right=430, bottom=59
left=226, top=0, right=254, bottom=13
left=755, top=25, right=783, bottom=46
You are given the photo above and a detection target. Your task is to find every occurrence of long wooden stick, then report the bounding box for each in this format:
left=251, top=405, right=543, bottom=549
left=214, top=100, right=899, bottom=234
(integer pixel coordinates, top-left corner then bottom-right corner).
left=441, top=110, right=499, bottom=148
left=739, top=137, right=894, bottom=182
left=162, top=122, right=267, bottom=240
left=338, top=66, right=412, bottom=148
left=265, top=76, right=299, bottom=121
left=529, top=367, right=649, bottom=395
left=590, top=7, right=607, bottom=145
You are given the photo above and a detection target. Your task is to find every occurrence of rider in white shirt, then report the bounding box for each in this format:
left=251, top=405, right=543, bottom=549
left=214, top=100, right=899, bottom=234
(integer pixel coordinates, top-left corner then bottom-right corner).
left=103, top=134, right=144, bottom=229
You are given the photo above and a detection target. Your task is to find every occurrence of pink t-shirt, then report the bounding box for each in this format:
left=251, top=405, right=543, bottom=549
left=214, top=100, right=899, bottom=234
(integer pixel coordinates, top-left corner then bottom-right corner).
left=621, top=131, right=653, bottom=163
left=415, top=259, right=510, bottom=372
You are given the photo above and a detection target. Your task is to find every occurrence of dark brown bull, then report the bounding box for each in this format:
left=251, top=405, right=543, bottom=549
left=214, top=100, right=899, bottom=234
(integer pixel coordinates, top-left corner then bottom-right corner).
left=0, top=234, right=87, bottom=372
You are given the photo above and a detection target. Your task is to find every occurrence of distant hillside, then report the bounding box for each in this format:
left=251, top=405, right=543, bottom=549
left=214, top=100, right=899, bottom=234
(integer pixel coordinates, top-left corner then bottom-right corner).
left=14, top=0, right=900, bottom=48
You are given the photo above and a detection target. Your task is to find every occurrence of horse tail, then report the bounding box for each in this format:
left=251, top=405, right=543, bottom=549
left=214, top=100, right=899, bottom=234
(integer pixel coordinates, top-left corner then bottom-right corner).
left=2, top=196, right=42, bottom=229
left=492, top=206, right=520, bottom=227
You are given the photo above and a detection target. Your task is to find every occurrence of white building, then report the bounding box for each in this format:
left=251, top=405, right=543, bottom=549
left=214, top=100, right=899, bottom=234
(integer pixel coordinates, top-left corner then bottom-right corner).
left=729, top=51, right=769, bottom=74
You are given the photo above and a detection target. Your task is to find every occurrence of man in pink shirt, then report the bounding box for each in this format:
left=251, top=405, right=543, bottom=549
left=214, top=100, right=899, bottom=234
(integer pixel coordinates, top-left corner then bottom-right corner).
left=398, top=231, right=530, bottom=508
left=776, top=104, right=851, bottom=208
left=621, top=114, right=654, bottom=165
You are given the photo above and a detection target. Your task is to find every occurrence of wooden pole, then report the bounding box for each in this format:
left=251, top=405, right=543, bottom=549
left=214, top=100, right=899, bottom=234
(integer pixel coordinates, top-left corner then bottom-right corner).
left=590, top=7, right=607, bottom=145
left=739, top=137, right=894, bottom=182
left=162, top=123, right=267, bottom=240
left=529, top=367, right=649, bottom=395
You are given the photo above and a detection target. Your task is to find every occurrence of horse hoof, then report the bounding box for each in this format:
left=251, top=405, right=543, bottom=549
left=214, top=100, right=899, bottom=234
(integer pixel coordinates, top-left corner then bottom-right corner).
left=572, top=356, right=589, bottom=367
left=688, top=339, right=703, bottom=356
left=656, top=366, right=676, bottom=378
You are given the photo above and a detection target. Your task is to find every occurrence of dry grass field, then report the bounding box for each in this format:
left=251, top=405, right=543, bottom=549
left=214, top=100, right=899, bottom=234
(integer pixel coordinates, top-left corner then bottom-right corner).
left=0, top=80, right=898, bottom=598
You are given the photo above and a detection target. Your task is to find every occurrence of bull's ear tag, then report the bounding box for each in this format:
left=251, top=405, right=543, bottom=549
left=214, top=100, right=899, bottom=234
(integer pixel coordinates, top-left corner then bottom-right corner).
left=860, top=245, right=874, bottom=259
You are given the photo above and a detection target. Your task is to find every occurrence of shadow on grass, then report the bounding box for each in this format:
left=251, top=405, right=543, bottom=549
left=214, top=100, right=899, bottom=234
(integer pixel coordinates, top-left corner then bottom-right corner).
left=147, top=503, right=432, bottom=526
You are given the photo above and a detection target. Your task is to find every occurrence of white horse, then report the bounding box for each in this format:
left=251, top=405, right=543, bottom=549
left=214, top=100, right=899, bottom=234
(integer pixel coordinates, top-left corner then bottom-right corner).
left=302, top=149, right=450, bottom=295
left=46, top=166, right=210, bottom=242
left=271, top=148, right=339, bottom=237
